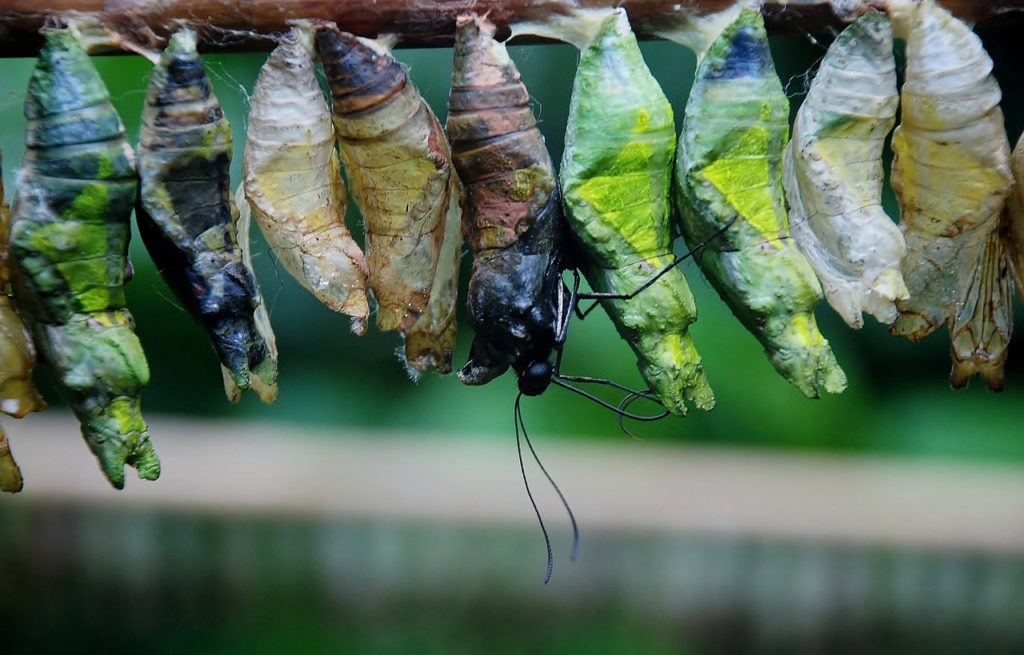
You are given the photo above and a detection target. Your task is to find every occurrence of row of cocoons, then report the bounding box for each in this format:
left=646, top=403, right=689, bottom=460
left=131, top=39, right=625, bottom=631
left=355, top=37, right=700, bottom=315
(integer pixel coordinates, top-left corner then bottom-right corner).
left=1, top=0, right=1021, bottom=491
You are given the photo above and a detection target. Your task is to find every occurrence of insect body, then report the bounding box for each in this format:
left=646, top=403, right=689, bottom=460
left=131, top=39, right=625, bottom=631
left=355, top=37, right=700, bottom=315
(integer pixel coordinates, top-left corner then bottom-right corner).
left=242, top=26, right=369, bottom=334
left=783, top=9, right=908, bottom=329
left=2, top=150, right=46, bottom=492
left=675, top=7, right=847, bottom=398
left=447, top=15, right=569, bottom=392
left=559, top=8, right=715, bottom=415
left=137, top=29, right=278, bottom=403
left=888, top=0, right=1013, bottom=389
left=316, top=25, right=462, bottom=375
left=9, top=28, right=158, bottom=488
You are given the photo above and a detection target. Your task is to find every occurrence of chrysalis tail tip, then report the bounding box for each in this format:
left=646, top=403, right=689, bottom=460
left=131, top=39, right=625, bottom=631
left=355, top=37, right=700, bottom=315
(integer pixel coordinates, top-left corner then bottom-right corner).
left=0, top=431, right=25, bottom=493
left=129, top=445, right=163, bottom=482
left=0, top=472, right=24, bottom=494
left=890, top=312, right=934, bottom=342
left=0, top=381, right=46, bottom=418
left=950, top=359, right=1006, bottom=393
left=221, top=362, right=279, bottom=404
left=350, top=316, right=368, bottom=336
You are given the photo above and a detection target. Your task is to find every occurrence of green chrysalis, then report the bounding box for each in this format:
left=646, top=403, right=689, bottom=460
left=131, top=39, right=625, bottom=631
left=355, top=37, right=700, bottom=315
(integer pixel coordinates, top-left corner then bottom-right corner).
left=559, top=8, right=714, bottom=415
left=675, top=7, right=846, bottom=398
left=9, top=27, right=158, bottom=488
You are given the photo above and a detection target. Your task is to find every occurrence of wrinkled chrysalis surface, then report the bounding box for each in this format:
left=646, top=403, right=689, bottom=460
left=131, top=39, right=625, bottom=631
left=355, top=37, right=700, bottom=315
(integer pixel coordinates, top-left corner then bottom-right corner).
left=137, top=29, right=278, bottom=403
left=675, top=7, right=846, bottom=398
left=243, top=27, right=369, bottom=333
left=2, top=149, right=45, bottom=492
left=316, top=24, right=462, bottom=376
left=783, top=9, right=908, bottom=329
left=888, top=0, right=1013, bottom=390
left=559, top=9, right=714, bottom=415
left=1005, top=134, right=1024, bottom=301
left=447, top=15, right=568, bottom=387
left=1, top=150, right=43, bottom=423
left=9, top=28, right=158, bottom=488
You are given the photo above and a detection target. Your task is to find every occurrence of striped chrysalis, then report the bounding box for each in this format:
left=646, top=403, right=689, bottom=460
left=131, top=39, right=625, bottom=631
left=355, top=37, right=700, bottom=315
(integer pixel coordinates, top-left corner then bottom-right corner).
left=316, top=25, right=462, bottom=376
left=9, top=27, right=158, bottom=488
left=137, top=29, right=279, bottom=403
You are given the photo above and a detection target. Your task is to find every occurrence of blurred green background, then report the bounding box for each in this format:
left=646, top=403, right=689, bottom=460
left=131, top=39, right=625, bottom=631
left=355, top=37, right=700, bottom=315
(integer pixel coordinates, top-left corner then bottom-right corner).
left=2, top=20, right=1024, bottom=655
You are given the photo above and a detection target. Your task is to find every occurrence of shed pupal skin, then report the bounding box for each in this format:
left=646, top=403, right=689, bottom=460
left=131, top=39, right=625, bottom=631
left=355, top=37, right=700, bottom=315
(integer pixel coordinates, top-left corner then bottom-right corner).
left=242, top=27, right=369, bottom=334
left=9, top=28, right=157, bottom=488
left=447, top=15, right=570, bottom=388
left=887, top=0, right=1013, bottom=390
left=1, top=150, right=44, bottom=422
left=783, top=9, right=908, bottom=329
left=1006, top=135, right=1024, bottom=298
left=983, top=131, right=1024, bottom=390
left=2, top=149, right=45, bottom=493
left=948, top=227, right=1012, bottom=390
left=137, top=29, right=278, bottom=404
left=675, top=7, right=846, bottom=399
left=315, top=24, right=462, bottom=375
left=558, top=9, right=714, bottom=415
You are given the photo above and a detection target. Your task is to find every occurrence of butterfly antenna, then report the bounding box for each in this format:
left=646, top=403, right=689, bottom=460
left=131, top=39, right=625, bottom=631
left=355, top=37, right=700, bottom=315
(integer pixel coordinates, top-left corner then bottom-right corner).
left=517, top=394, right=581, bottom=563
left=551, top=376, right=670, bottom=422
left=558, top=374, right=663, bottom=402
left=515, top=393, right=554, bottom=583
left=616, top=392, right=648, bottom=441
left=575, top=215, right=741, bottom=316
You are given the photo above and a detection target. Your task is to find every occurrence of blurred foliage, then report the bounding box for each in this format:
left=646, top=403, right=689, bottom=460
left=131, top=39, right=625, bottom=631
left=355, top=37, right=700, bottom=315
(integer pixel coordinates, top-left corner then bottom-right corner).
left=2, top=507, right=1022, bottom=655
left=1, top=29, right=1023, bottom=461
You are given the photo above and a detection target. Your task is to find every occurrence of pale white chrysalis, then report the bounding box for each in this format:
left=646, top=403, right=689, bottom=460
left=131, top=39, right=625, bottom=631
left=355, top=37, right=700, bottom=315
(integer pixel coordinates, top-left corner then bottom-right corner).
left=242, top=26, right=370, bottom=334
left=783, top=9, right=908, bottom=329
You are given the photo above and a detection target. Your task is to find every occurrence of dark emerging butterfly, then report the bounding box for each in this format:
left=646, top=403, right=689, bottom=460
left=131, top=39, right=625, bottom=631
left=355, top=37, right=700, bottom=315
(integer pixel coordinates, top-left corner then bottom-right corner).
left=447, top=14, right=728, bottom=582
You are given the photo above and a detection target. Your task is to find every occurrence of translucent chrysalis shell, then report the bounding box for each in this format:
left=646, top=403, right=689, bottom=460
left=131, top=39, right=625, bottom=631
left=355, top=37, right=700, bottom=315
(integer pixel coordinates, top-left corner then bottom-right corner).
left=783, top=9, right=909, bottom=329
left=242, top=27, right=369, bottom=333
left=2, top=148, right=45, bottom=492
left=316, top=24, right=462, bottom=376
left=888, top=0, right=1014, bottom=390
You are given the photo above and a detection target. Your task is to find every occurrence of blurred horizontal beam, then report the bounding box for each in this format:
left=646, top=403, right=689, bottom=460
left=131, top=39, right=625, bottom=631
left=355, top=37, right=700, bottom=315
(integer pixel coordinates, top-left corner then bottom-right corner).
left=5, top=413, right=1024, bottom=554
left=0, top=1, right=1021, bottom=56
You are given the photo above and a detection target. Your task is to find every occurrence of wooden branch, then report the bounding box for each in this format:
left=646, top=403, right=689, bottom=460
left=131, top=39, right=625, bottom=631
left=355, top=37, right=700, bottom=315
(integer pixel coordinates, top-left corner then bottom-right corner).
left=0, top=0, right=1020, bottom=56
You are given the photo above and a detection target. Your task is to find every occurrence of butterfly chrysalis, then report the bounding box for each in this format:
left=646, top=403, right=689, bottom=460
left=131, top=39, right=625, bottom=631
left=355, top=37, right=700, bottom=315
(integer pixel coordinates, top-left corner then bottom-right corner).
left=9, top=27, right=158, bottom=487
left=783, top=9, right=909, bottom=329
left=316, top=24, right=462, bottom=376
left=888, top=0, right=1014, bottom=390
left=675, top=7, right=847, bottom=398
left=242, top=26, right=370, bottom=334
left=137, top=29, right=279, bottom=403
